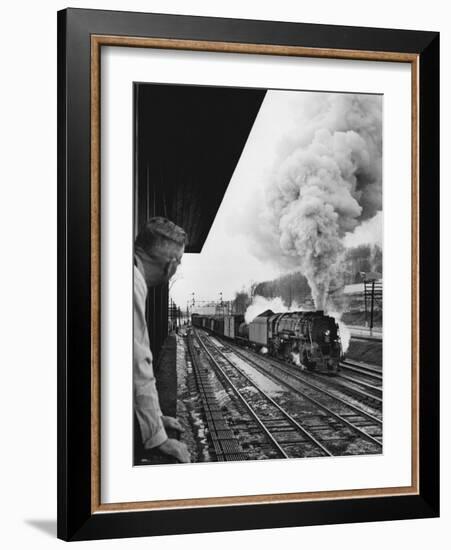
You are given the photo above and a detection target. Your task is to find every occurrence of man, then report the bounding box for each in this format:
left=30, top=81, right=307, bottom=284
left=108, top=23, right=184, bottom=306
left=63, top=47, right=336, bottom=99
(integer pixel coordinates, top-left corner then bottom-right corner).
left=134, top=217, right=191, bottom=463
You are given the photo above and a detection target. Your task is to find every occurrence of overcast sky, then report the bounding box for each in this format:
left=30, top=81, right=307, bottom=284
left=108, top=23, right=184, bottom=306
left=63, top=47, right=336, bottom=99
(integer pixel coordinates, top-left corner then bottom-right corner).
left=170, top=90, right=296, bottom=308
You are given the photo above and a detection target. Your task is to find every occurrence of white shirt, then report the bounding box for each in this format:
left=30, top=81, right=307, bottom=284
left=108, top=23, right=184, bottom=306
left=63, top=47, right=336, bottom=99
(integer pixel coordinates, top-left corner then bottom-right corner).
left=133, top=263, right=168, bottom=449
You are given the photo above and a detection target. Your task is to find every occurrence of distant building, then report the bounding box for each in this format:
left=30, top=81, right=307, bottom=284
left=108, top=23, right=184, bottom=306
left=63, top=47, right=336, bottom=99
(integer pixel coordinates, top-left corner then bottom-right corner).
left=330, top=279, right=383, bottom=312
left=191, top=305, right=217, bottom=316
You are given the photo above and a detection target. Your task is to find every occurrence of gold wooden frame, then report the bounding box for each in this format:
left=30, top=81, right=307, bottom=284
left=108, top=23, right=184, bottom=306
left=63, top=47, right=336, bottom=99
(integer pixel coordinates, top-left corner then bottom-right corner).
left=90, top=35, right=420, bottom=514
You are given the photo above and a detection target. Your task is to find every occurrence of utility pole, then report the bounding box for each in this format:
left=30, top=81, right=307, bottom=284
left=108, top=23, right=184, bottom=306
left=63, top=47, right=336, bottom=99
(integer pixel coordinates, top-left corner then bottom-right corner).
left=363, top=276, right=382, bottom=330
left=370, top=280, right=375, bottom=330
left=219, top=292, right=224, bottom=317
left=288, top=273, right=293, bottom=308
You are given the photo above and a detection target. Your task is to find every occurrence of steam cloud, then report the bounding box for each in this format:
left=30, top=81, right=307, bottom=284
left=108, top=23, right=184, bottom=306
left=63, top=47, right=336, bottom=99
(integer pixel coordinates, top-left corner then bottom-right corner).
left=328, top=310, right=351, bottom=353
left=250, top=93, right=382, bottom=310
left=245, top=295, right=300, bottom=324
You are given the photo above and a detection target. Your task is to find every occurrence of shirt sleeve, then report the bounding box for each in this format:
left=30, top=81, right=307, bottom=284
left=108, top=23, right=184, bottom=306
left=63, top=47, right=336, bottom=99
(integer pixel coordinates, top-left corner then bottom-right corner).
left=133, top=271, right=168, bottom=449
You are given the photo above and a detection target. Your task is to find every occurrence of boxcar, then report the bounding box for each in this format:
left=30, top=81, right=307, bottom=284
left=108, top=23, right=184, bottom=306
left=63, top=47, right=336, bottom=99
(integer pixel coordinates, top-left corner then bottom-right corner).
left=214, top=317, right=225, bottom=336
left=224, top=315, right=244, bottom=339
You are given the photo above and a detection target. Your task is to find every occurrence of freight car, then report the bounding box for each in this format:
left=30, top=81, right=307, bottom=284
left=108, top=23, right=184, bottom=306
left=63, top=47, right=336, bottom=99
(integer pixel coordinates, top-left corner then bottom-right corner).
left=192, top=309, right=342, bottom=374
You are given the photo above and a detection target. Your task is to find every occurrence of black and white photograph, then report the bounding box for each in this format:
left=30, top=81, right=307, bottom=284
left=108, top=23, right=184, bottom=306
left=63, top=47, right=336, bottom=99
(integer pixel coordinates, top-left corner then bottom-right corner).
left=133, top=83, right=383, bottom=466
left=52, top=0, right=443, bottom=541
left=0, top=0, right=444, bottom=545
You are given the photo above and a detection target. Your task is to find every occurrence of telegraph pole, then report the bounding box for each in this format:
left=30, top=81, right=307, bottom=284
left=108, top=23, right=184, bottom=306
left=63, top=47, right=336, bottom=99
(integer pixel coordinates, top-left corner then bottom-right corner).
left=370, top=280, right=375, bottom=330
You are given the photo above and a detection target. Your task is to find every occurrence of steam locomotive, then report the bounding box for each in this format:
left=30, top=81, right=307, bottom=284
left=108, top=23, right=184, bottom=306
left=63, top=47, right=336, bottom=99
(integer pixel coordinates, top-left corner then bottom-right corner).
left=191, top=309, right=342, bottom=374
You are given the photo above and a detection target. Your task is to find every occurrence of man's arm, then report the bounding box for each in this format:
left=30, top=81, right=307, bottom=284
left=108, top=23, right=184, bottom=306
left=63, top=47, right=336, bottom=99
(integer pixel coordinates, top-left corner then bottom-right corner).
left=133, top=268, right=190, bottom=462
left=134, top=367, right=168, bottom=450
left=134, top=342, right=191, bottom=463
left=133, top=271, right=168, bottom=449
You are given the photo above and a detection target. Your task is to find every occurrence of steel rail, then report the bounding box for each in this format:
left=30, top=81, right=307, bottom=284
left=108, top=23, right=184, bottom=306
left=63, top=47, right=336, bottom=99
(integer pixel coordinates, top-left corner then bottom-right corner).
left=219, top=338, right=383, bottom=448
left=195, top=331, right=289, bottom=458
left=341, top=360, right=383, bottom=378
left=234, top=341, right=383, bottom=423
left=196, top=331, right=333, bottom=458
left=338, top=373, right=383, bottom=398
left=187, top=335, right=247, bottom=461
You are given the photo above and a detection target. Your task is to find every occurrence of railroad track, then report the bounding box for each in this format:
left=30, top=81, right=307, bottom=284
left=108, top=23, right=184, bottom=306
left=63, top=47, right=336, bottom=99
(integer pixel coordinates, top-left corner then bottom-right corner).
left=194, top=330, right=333, bottom=459
left=212, top=334, right=382, bottom=443
left=187, top=334, right=248, bottom=461
left=197, top=330, right=382, bottom=457
left=265, top=355, right=383, bottom=405
left=336, top=360, right=383, bottom=401
left=228, top=338, right=383, bottom=408
left=341, top=359, right=382, bottom=379
left=331, top=373, right=382, bottom=403
left=262, top=344, right=383, bottom=410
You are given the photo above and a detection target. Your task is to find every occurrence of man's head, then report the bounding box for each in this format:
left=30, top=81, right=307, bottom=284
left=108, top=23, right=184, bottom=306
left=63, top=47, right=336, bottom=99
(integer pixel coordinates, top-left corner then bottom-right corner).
left=135, top=217, right=187, bottom=287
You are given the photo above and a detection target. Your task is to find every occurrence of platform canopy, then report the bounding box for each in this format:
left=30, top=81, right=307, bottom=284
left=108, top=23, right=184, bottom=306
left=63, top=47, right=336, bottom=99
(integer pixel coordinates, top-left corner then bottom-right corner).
left=134, top=82, right=266, bottom=358
left=135, top=82, right=267, bottom=252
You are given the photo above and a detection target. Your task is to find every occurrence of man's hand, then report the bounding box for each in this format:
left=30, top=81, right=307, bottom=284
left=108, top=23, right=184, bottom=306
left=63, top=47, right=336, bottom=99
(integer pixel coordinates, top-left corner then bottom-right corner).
left=158, top=438, right=191, bottom=463
left=161, top=415, right=184, bottom=433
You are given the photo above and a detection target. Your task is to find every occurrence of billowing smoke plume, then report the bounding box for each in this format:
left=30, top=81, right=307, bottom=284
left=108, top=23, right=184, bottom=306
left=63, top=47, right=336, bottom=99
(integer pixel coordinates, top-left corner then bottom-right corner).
left=250, top=93, right=382, bottom=310
left=343, top=211, right=382, bottom=249
left=245, top=295, right=300, bottom=324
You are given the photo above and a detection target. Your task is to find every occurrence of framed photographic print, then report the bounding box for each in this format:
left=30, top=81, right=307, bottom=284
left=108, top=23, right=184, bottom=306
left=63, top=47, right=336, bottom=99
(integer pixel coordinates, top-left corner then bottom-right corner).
left=57, top=7, right=439, bottom=541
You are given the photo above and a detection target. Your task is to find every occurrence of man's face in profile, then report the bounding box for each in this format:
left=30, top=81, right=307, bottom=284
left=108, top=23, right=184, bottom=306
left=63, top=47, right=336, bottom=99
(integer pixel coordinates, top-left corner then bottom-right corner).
left=140, top=243, right=184, bottom=287
left=165, top=245, right=184, bottom=283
